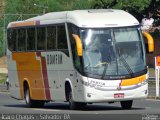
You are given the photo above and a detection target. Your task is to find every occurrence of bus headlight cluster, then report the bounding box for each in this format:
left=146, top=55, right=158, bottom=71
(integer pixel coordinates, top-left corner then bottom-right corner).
left=80, top=79, right=89, bottom=86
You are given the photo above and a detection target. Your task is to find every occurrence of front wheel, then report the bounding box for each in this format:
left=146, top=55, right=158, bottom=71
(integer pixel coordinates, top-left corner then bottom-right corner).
left=120, top=100, right=133, bottom=109
left=69, top=90, right=78, bottom=110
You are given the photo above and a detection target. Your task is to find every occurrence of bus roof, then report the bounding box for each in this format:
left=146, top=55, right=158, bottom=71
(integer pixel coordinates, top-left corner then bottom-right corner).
left=7, top=9, right=139, bottom=28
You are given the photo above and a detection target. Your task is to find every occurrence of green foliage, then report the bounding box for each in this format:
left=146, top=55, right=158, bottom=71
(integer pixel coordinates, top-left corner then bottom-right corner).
left=4, top=0, right=152, bottom=18
left=114, top=0, right=151, bottom=11
left=5, top=0, right=93, bottom=14
left=0, top=73, right=7, bottom=84
left=0, top=22, right=4, bottom=57
left=92, top=0, right=151, bottom=21
left=92, top=0, right=151, bottom=10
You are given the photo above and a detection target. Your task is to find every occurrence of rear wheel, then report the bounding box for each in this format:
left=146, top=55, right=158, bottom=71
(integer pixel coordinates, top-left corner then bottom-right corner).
left=120, top=100, right=133, bottom=109
left=24, top=84, right=45, bottom=108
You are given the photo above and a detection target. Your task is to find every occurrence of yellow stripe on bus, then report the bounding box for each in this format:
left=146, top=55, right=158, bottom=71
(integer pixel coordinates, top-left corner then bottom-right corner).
left=11, top=21, right=35, bottom=28
left=121, top=75, right=146, bottom=86
left=12, top=52, right=46, bottom=100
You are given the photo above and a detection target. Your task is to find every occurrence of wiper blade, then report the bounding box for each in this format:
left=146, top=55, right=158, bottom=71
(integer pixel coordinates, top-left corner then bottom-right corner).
left=120, top=56, right=134, bottom=77
left=101, top=63, right=108, bottom=79
left=117, top=48, right=134, bottom=77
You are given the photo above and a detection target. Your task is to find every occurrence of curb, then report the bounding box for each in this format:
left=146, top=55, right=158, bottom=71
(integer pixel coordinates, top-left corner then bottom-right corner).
left=0, top=90, right=9, bottom=92
left=0, top=84, right=9, bottom=92
left=147, top=96, right=160, bottom=100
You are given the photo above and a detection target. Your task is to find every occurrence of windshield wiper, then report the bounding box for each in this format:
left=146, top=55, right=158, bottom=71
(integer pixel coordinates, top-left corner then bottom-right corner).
left=117, top=48, right=134, bottom=77
left=101, top=63, right=109, bottom=79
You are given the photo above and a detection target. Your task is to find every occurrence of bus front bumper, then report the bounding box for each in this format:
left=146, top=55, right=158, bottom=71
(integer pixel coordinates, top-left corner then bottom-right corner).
left=78, top=83, right=148, bottom=103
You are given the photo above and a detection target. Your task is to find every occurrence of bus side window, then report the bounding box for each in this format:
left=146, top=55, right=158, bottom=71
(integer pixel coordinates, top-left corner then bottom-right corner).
left=47, top=26, right=56, bottom=50
left=17, top=29, right=26, bottom=51
left=57, top=25, right=69, bottom=56
left=7, top=29, right=17, bottom=51
left=27, top=28, right=36, bottom=51
left=37, top=27, right=46, bottom=50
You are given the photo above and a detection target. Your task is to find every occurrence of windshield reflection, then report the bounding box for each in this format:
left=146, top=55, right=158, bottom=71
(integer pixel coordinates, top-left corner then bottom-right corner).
left=80, top=27, right=146, bottom=79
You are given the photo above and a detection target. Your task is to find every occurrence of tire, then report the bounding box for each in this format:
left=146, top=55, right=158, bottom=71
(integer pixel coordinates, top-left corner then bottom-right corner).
left=24, top=85, right=34, bottom=107
left=120, top=100, right=133, bottom=109
left=78, top=102, right=87, bottom=109
left=35, top=100, right=45, bottom=108
left=68, top=90, right=79, bottom=110
left=24, top=85, right=45, bottom=108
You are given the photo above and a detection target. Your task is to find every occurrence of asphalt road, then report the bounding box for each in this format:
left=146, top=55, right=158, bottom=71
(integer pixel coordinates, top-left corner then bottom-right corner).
left=0, top=92, right=160, bottom=120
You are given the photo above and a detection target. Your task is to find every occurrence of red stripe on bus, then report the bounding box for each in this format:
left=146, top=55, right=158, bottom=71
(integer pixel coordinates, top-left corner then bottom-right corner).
left=37, top=52, right=51, bottom=100
left=35, top=21, right=40, bottom=25
left=119, top=80, right=122, bottom=87
left=117, top=80, right=122, bottom=90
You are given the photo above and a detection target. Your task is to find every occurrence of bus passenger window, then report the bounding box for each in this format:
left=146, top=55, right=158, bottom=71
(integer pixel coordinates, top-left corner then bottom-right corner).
left=57, top=25, right=69, bottom=56
left=37, top=27, right=46, bottom=50
left=17, top=29, right=26, bottom=51
left=47, top=26, right=56, bottom=50
left=57, top=25, right=68, bottom=50
left=7, top=29, right=17, bottom=51
left=27, top=28, right=35, bottom=51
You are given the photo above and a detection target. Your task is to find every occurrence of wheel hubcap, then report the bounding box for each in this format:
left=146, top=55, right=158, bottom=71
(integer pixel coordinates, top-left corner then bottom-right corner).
left=25, top=90, right=29, bottom=104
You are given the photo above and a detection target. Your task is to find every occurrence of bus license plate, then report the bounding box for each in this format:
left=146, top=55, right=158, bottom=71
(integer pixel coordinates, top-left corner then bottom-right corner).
left=114, top=93, right=124, bottom=98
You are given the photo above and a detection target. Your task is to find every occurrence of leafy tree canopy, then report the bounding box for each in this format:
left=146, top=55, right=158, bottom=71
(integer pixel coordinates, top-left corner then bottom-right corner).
left=4, top=0, right=151, bottom=17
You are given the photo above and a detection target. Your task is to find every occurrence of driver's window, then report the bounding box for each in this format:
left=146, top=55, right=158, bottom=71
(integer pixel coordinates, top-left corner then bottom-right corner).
left=68, top=23, right=82, bottom=73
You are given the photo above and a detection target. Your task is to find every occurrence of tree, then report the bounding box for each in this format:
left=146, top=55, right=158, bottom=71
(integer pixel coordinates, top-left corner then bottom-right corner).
left=4, top=0, right=152, bottom=21
left=3, top=0, right=94, bottom=28
left=92, top=0, right=151, bottom=21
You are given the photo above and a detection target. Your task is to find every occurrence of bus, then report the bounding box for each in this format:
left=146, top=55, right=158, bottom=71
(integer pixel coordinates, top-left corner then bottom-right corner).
left=7, top=9, right=154, bottom=110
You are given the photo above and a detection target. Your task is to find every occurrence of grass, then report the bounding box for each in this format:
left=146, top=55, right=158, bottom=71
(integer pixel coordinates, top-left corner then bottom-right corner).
left=0, top=73, right=7, bottom=84
left=149, top=68, right=155, bottom=77
left=148, top=81, right=156, bottom=87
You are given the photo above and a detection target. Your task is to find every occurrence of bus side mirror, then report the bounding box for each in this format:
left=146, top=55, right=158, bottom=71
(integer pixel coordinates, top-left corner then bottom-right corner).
left=142, top=32, right=154, bottom=53
left=72, top=34, right=83, bottom=56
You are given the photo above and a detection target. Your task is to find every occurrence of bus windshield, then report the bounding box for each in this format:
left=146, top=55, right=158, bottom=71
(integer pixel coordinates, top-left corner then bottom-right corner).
left=80, top=27, right=146, bottom=79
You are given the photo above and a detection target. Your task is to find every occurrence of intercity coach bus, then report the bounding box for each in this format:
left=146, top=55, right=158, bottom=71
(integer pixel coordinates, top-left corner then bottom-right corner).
left=7, top=9, right=154, bottom=109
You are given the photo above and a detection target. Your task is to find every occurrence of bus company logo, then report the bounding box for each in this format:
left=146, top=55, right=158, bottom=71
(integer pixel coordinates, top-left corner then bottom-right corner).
left=47, top=54, right=63, bottom=65
left=89, top=80, right=106, bottom=87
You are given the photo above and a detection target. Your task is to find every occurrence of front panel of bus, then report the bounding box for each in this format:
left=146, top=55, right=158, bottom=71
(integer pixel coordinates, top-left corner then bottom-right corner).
left=68, top=24, right=148, bottom=102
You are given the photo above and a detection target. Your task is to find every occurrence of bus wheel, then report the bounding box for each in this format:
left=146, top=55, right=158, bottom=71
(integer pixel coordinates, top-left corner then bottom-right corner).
left=24, top=85, right=34, bottom=107
left=68, top=90, right=78, bottom=110
left=35, top=100, right=45, bottom=107
left=78, top=102, right=87, bottom=109
left=120, top=100, right=133, bottom=109
left=24, top=85, right=45, bottom=108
